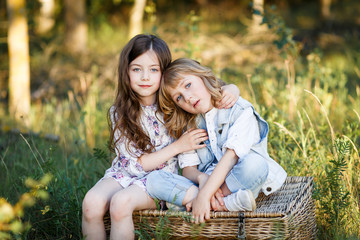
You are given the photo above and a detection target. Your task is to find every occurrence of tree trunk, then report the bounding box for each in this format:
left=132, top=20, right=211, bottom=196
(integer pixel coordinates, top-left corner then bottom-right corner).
left=35, top=0, right=55, bottom=34
left=252, top=0, right=266, bottom=31
left=64, top=0, right=87, bottom=54
left=128, top=0, right=146, bottom=40
left=6, top=0, right=31, bottom=122
left=320, top=0, right=331, bottom=20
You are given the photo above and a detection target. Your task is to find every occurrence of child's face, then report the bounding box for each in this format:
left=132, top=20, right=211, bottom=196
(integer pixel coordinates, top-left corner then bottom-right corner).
left=168, top=74, right=213, bottom=114
left=129, top=50, right=161, bottom=106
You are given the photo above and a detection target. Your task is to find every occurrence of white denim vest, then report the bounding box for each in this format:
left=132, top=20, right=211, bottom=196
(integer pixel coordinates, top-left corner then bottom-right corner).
left=195, top=97, right=287, bottom=195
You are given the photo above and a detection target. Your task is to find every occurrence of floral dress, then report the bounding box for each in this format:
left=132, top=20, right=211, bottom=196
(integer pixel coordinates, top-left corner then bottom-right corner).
left=101, top=104, right=179, bottom=191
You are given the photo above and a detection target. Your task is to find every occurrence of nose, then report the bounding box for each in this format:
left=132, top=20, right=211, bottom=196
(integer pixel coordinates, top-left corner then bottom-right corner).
left=141, top=70, right=149, bottom=81
left=183, top=92, right=193, bottom=103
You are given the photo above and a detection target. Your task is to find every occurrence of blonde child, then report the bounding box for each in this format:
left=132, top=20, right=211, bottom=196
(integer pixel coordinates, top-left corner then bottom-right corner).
left=82, top=36, right=239, bottom=239
left=146, top=58, right=287, bottom=224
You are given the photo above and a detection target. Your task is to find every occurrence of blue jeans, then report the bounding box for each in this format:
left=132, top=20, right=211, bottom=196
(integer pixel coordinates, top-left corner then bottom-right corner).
left=146, top=152, right=269, bottom=207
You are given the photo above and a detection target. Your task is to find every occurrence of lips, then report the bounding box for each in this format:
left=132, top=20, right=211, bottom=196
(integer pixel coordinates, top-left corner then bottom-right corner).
left=193, top=100, right=200, bottom=108
left=139, top=85, right=152, bottom=88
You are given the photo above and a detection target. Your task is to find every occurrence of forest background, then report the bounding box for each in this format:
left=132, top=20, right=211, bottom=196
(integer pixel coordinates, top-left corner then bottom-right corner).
left=0, top=0, right=359, bottom=239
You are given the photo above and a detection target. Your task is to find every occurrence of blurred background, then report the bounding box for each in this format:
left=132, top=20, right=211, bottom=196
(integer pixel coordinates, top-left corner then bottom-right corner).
left=0, top=0, right=359, bottom=239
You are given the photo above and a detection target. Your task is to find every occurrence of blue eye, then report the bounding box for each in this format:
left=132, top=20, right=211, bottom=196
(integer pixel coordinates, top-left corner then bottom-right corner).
left=132, top=68, right=141, bottom=72
left=176, top=95, right=182, bottom=102
left=151, top=68, right=159, bottom=72
left=185, top=83, right=191, bottom=88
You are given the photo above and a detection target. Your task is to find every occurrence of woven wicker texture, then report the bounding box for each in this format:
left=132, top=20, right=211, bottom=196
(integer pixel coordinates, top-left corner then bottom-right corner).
left=104, top=176, right=317, bottom=239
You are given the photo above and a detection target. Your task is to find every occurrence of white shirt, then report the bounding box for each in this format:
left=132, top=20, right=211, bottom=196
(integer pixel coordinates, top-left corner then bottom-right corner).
left=178, top=107, right=260, bottom=168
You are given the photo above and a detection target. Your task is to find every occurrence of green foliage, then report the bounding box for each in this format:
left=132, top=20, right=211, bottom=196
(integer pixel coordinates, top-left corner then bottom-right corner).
left=175, top=10, right=202, bottom=59
left=255, top=5, right=300, bottom=59
left=0, top=128, right=108, bottom=239
left=313, top=138, right=351, bottom=239
left=0, top=174, right=52, bottom=240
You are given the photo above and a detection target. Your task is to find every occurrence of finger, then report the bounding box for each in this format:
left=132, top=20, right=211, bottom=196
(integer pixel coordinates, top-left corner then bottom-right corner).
left=194, top=215, right=199, bottom=224
left=205, top=210, right=210, bottom=220
left=193, top=132, right=208, bottom=140
left=215, top=193, right=225, bottom=206
left=192, top=128, right=207, bottom=135
left=221, top=97, right=232, bottom=108
left=219, top=94, right=230, bottom=105
left=221, top=100, right=231, bottom=109
left=196, top=136, right=208, bottom=144
left=184, top=128, right=195, bottom=134
left=186, top=202, right=192, bottom=212
left=225, top=99, right=236, bottom=109
left=210, top=196, right=217, bottom=211
left=199, top=214, right=205, bottom=224
left=195, top=143, right=207, bottom=149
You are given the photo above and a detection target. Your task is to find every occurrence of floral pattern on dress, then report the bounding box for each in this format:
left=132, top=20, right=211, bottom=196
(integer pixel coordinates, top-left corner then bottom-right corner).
left=101, top=104, right=178, bottom=191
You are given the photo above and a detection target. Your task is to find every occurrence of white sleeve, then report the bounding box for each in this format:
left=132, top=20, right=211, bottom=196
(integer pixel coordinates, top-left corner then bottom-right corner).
left=177, top=150, right=201, bottom=169
left=222, top=107, right=260, bottom=159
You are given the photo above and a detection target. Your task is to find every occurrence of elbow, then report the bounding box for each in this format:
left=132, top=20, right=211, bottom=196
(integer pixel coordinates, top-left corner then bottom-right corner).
left=138, top=159, right=152, bottom=172
left=142, top=164, right=153, bottom=172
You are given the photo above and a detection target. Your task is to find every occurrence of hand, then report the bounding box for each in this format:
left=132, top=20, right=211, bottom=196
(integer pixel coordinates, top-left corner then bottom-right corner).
left=185, top=200, right=192, bottom=212
left=210, top=188, right=224, bottom=211
left=191, top=195, right=211, bottom=224
left=175, top=128, right=208, bottom=153
left=218, top=84, right=240, bottom=109
left=197, top=174, right=224, bottom=211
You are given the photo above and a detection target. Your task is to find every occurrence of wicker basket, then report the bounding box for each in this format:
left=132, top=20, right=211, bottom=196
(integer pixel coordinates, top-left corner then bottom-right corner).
left=104, top=176, right=317, bottom=239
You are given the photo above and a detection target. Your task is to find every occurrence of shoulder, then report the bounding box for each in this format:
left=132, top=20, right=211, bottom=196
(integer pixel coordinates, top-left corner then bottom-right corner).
left=233, top=97, right=253, bottom=110
left=217, top=97, right=254, bottom=123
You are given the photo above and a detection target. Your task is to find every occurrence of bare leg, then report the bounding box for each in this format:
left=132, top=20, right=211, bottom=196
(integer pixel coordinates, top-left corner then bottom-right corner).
left=82, top=178, right=123, bottom=240
left=109, top=185, right=157, bottom=240
left=182, top=185, right=199, bottom=205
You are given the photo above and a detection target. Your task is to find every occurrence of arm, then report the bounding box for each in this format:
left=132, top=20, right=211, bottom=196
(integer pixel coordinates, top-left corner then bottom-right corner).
left=183, top=165, right=208, bottom=186
left=140, top=128, right=208, bottom=172
left=191, top=107, right=260, bottom=222
left=218, top=84, right=240, bottom=109
left=183, top=166, right=225, bottom=211
left=190, top=149, right=238, bottom=223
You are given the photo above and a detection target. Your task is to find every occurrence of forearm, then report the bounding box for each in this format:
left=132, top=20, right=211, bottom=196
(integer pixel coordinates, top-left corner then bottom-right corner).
left=140, top=128, right=208, bottom=172
left=183, top=166, right=207, bottom=185
left=140, top=141, right=182, bottom=171
left=198, top=149, right=238, bottom=200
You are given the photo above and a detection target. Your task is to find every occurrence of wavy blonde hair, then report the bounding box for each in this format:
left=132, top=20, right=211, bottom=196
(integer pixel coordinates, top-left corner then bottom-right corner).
left=159, top=58, right=222, bottom=139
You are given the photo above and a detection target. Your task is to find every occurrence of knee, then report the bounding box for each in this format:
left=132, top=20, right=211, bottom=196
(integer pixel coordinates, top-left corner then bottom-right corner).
left=242, top=155, right=268, bottom=179
left=231, top=154, right=268, bottom=191
left=82, top=190, right=108, bottom=222
left=109, top=192, right=133, bottom=222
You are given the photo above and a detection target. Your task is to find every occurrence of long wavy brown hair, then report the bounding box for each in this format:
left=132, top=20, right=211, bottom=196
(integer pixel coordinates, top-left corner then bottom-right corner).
left=159, top=58, right=223, bottom=139
left=108, top=34, right=171, bottom=156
